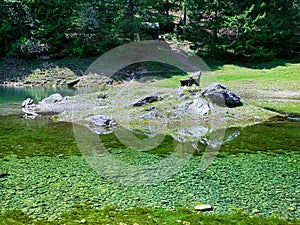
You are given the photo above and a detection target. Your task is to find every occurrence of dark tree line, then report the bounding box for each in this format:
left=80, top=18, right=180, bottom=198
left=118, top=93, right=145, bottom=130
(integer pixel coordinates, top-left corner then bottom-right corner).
left=0, top=0, right=299, bottom=60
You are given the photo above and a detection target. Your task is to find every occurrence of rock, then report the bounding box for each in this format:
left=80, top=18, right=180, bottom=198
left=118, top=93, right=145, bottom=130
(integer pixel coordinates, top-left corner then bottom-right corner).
left=22, top=108, right=40, bottom=119
left=86, top=115, right=117, bottom=134
left=133, top=95, right=162, bottom=107
left=202, top=83, right=242, bottom=107
left=178, top=97, right=210, bottom=116
left=194, top=204, right=213, bottom=211
left=140, top=110, right=158, bottom=119
left=86, top=115, right=117, bottom=127
left=106, top=79, right=113, bottom=85
left=39, top=93, right=63, bottom=105
left=175, top=88, right=190, bottom=100
left=22, top=98, right=35, bottom=108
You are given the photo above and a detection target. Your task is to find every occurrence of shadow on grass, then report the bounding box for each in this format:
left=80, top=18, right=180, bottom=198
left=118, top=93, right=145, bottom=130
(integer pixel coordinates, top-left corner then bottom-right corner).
left=0, top=57, right=190, bottom=84
left=0, top=57, right=96, bottom=82
left=204, top=57, right=300, bottom=71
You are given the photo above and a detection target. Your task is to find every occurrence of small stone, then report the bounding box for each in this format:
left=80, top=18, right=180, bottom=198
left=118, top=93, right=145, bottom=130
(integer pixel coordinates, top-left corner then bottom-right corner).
left=140, top=110, right=158, bottom=119
left=183, top=222, right=191, bottom=225
left=252, top=209, right=260, bottom=213
left=194, top=204, right=213, bottom=211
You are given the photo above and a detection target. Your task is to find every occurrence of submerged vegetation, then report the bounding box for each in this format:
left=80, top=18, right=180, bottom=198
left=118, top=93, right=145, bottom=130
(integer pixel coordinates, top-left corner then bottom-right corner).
left=0, top=58, right=299, bottom=224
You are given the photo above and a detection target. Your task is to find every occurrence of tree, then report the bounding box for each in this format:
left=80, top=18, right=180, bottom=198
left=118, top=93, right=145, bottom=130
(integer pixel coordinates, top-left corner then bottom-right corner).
left=186, top=0, right=300, bottom=60
left=0, top=0, right=32, bottom=56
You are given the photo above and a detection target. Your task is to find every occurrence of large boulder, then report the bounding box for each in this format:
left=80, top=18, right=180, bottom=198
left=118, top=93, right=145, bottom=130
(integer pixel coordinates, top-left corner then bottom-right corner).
left=39, top=93, right=64, bottom=105
left=202, top=83, right=242, bottom=107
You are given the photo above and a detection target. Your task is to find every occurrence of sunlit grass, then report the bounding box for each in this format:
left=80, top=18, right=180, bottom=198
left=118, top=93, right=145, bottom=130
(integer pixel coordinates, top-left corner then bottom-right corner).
left=154, top=59, right=300, bottom=115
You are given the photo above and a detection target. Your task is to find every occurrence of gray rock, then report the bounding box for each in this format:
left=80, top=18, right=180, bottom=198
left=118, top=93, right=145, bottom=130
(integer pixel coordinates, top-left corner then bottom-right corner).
left=140, top=110, right=158, bottom=119
left=22, top=98, right=35, bottom=108
left=39, top=93, right=63, bottom=105
left=133, top=95, right=162, bottom=107
left=178, top=98, right=210, bottom=116
left=22, top=108, right=39, bottom=119
left=86, top=115, right=117, bottom=127
left=85, top=115, right=117, bottom=134
left=202, top=83, right=242, bottom=107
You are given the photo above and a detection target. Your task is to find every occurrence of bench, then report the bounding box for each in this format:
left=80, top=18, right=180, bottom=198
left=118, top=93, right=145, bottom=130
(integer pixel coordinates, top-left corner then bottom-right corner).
left=180, top=72, right=201, bottom=87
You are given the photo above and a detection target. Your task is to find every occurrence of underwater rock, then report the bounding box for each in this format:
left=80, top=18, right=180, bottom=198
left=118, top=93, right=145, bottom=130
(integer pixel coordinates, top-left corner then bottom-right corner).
left=194, top=204, right=213, bottom=211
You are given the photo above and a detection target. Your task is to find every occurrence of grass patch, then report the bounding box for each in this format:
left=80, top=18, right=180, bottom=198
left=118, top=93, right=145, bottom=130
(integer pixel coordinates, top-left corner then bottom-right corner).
left=1, top=207, right=299, bottom=225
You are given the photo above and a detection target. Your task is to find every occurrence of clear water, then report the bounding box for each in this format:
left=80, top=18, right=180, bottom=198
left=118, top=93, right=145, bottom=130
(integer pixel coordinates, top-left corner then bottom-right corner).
left=0, top=87, right=299, bottom=220
left=0, top=86, right=97, bottom=116
left=0, top=86, right=98, bottom=104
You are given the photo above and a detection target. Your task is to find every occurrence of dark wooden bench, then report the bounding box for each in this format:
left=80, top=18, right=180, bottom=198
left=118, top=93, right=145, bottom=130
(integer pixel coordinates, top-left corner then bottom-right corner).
left=180, top=72, right=201, bottom=87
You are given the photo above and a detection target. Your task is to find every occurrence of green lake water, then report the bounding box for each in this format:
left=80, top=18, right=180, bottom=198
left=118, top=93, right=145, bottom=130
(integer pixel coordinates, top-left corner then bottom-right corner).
left=0, top=87, right=299, bottom=220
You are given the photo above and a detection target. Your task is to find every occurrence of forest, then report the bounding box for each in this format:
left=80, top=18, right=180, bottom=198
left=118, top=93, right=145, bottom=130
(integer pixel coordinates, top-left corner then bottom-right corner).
left=0, top=0, right=299, bottom=60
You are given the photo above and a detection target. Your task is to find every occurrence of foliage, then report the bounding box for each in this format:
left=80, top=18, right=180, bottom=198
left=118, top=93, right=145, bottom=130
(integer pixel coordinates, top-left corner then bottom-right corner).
left=186, top=0, right=300, bottom=60
left=9, top=37, right=49, bottom=58
left=0, top=0, right=32, bottom=56
left=0, top=0, right=299, bottom=59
